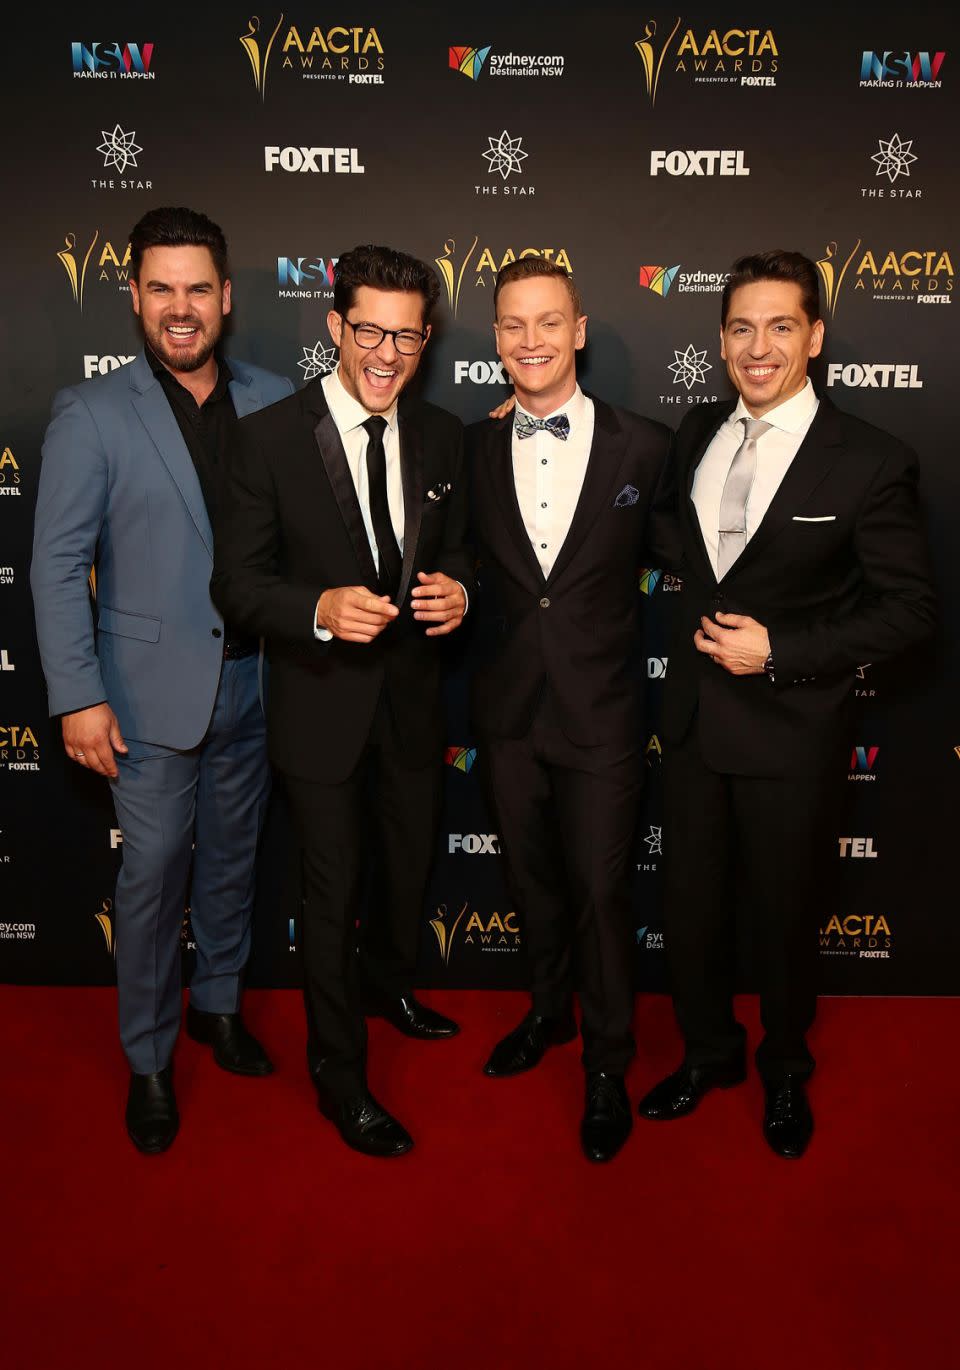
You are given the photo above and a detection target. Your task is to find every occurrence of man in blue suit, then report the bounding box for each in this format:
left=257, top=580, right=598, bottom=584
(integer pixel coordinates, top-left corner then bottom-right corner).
left=31, top=207, right=294, bottom=1154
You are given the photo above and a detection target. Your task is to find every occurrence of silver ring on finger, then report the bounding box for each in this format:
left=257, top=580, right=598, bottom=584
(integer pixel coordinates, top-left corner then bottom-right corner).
left=74, top=749, right=86, bottom=758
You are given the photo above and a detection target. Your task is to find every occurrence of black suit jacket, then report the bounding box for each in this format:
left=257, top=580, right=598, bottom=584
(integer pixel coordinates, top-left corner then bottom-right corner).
left=212, top=378, right=475, bottom=784
left=467, top=396, right=672, bottom=746
left=654, top=394, right=936, bottom=777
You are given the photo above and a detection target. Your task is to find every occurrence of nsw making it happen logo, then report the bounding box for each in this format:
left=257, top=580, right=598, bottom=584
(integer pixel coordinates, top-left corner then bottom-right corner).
left=71, top=41, right=155, bottom=80
left=859, top=49, right=945, bottom=89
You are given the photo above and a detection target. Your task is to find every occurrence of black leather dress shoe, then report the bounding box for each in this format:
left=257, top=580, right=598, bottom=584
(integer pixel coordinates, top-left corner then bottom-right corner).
left=126, top=1067, right=179, bottom=1155
left=581, top=1072, right=632, bottom=1163
left=374, top=994, right=460, bottom=1040
left=186, top=1004, right=274, bottom=1076
left=637, top=1060, right=746, bottom=1120
left=483, top=1009, right=578, bottom=1077
left=317, top=1087, right=414, bottom=1158
left=763, top=1076, right=813, bottom=1159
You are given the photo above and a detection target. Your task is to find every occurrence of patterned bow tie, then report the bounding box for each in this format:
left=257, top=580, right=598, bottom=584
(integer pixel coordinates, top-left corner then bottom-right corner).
left=514, top=411, right=570, bottom=441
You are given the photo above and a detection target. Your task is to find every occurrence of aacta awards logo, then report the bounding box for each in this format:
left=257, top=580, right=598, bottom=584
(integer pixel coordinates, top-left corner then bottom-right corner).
left=0, top=725, right=40, bottom=772
left=241, top=15, right=385, bottom=95
left=435, top=238, right=573, bottom=316
left=94, top=898, right=115, bottom=954
left=0, top=445, right=21, bottom=497
left=820, top=913, right=892, bottom=960
left=635, top=18, right=778, bottom=102
left=816, top=240, right=954, bottom=315
left=71, top=42, right=155, bottom=81
left=56, top=231, right=132, bottom=308
left=430, top=902, right=520, bottom=965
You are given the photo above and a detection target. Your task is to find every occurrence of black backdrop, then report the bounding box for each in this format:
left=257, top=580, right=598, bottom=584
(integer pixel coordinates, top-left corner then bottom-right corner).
left=1, top=5, right=957, bottom=997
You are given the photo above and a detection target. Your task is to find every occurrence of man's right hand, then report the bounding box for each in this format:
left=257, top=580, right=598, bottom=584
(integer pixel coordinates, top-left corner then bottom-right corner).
left=316, top=587, right=399, bottom=644
left=62, top=703, right=128, bottom=779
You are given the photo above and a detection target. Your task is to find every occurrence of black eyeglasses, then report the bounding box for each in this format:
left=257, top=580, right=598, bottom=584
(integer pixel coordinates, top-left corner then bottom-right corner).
left=340, top=316, right=428, bottom=355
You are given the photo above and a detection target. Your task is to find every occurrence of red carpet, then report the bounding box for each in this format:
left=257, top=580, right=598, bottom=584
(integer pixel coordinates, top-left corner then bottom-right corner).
left=1, top=988, right=954, bottom=1369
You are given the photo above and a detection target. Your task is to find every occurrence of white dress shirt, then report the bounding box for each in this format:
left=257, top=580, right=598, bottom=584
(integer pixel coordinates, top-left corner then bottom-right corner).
left=313, top=366, right=466, bottom=638
left=512, top=385, right=595, bottom=579
left=314, top=367, right=402, bottom=639
left=691, top=378, right=820, bottom=578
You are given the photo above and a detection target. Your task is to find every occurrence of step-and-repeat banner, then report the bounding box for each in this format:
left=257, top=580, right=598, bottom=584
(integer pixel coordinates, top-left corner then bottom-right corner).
left=1, top=7, right=957, bottom=996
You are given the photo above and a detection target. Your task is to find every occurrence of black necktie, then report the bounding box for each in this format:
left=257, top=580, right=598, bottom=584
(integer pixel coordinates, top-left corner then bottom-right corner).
left=363, top=415, right=402, bottom=600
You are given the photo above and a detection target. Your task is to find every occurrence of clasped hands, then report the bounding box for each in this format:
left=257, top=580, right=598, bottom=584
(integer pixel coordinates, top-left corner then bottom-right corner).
left=694, top=612, right=770, bottom=676
left=317, top=572, right=466, bottom=644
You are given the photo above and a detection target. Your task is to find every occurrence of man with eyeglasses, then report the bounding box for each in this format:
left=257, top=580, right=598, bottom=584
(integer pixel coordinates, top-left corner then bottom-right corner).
left=213, top=244, right=474, bottom=1157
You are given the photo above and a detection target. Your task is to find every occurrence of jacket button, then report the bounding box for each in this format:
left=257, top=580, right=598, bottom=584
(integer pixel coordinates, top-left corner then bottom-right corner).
left=212, top=628, right=222, bottom=638
left=539, top=597, right=550, bottom=609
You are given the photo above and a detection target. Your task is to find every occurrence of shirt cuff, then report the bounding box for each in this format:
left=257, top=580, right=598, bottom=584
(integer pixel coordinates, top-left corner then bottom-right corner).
left=458, top=582, right=469, bottom=616
left=313, top=603, right=333, bottom=642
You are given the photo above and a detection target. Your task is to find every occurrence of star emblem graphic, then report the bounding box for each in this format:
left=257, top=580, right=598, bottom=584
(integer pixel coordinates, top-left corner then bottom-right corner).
left=644, top=825, right=662, bottom=856
left=668, top=344, right=712, bottom=391
left=871, top=133, right=917, bottom=183
left=482, top=129, right=529, bottom=181
left=298, top=341, right=338, bottom=381
left=96, top=125, right=143, bottom=175
left=856, top=663, right=872, bottom=680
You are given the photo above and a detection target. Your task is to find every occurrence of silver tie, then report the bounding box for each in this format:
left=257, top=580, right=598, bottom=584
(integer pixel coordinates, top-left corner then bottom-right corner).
left=717, top=416, right=771, bottom=577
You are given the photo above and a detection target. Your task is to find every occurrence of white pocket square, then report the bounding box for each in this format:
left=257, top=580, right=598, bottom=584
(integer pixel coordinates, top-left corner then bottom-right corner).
left=793, top=515, right=836, bottom=522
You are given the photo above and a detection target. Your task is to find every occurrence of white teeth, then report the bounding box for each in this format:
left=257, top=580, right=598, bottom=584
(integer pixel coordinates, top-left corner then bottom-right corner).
left=519, top=357, right=550, bottom=365
left=167, top=326, right=197, bottom=335
left=746, top=366, right=775, bottom=376
left=366, top=366, right=396, bottom=377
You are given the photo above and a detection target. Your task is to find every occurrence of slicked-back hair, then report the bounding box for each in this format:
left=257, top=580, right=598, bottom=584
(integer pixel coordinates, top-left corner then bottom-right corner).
left=493, top=257, right=583, bottom=318
left=129, top=206, right=229, bottom=283
left=333, top=244, right=441, bottom=322
left=721, top=250, right=821, bottom=326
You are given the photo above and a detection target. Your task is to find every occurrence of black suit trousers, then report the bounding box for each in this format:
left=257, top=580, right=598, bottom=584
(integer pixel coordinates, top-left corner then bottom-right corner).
left=664, top=724, right=843, bottom=1083
left=483, top=691, right=641, bottom=1074
left=284, top=692, right=441, bottom=1098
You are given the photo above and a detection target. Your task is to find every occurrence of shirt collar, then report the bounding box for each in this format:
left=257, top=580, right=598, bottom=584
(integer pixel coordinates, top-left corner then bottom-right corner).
left=322, top=365, right=399, bottom=437
left=515, top=384, right=585, bottom=433
left=146, top=347, right=232, bottom=401
left=731, top=377, right=818, bottom=435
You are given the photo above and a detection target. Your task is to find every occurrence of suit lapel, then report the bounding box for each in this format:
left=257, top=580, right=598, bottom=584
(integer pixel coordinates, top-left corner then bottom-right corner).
left=128, top=354, right=213, bottom=556
left=486, top=417, right=547, bottom=587
left=545, top=398, right=627, bottom=587
left=396, top=406, right=425, bottom=608
left=305, top=383, right=379, bottom=588
left=227, top=363, right=263, bottom=420
left=724, top=396, right=844, bottom=578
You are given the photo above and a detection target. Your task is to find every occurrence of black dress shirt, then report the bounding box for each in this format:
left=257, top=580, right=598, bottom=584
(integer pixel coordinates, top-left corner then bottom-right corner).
left=147, top=348, right=253, bottom=651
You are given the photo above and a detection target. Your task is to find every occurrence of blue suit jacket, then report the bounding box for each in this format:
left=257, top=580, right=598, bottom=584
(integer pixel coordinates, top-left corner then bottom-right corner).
left=31, top=351, right=294, bottom=749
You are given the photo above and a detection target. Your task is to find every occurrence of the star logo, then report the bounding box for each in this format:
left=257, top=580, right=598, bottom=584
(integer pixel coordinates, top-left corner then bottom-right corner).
left=871, top=133, right=917, bottom=183
left=668, top=344, right=712, bottom=390
left=96, top=125, right=143, bottom=175
left=482, top=130, right=528, bottom=181
left=856, top=663, right=872, bottom=680
left=644, top=825, right=662, bottom=856
left=297, top=341, right=338, bottom=381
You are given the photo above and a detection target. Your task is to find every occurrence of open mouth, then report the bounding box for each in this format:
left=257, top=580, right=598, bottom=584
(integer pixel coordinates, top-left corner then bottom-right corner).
left=364, top=364, right=400, bottom=391
left=517, top=356, right=553, bottom=367
left=164, top=323, right=201, bottom=344
left=743, top=364, right=777, bottom=379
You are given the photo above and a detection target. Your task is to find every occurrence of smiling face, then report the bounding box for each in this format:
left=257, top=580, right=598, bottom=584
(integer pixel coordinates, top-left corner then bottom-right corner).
left=720, top=279, right=824, bottom=416
left=326, top=285, right=430, bottom=413
left=130, top=244, right=230, bottom=374
left=494, top=275, right=586, bottom=417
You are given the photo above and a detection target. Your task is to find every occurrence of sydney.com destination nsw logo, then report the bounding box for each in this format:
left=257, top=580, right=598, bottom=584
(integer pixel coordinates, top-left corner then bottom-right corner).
left=449, top=44, right=564, bottom=80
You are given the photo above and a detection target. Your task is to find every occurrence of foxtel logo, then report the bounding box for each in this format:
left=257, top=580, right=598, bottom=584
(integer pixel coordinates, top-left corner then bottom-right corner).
left=84, top=354, right=134, bottom=379
left=650, top=150, right=750, bottom=176
left=826, top=362, right=922, bottom=389
left=264, top=146, right=364, bottom=173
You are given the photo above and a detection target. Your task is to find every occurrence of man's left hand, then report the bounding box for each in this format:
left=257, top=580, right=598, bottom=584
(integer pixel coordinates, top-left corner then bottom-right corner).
left=694, top=612, right=770, bottom=675
left=411, top=571, right=466, bottom=637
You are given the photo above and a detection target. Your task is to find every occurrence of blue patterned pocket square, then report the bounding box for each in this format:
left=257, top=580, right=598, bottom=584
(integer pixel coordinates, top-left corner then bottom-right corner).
left=614, top=485, right=640, bottom=508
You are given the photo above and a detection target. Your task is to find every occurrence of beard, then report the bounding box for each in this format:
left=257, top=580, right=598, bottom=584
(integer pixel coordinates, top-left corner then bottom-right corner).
left=141, top=315, right=221, bottom=374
